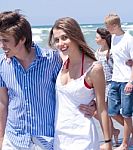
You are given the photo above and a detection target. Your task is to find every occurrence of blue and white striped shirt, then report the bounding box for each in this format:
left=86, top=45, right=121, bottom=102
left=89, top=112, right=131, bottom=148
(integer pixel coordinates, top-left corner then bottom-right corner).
left=0, top=43, right=62, bottom=148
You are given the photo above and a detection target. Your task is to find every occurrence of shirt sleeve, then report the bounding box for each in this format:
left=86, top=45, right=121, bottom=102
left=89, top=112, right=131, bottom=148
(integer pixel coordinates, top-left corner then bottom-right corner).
left=0, top=74, right=6, bottom=87
left=128, top=35, right=133, bottom=58
left=52, top=51, right=62, bottom=81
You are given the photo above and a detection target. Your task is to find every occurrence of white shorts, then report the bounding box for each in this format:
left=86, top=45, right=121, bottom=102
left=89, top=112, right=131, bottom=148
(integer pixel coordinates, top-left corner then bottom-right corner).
left=2, top=134, right=48, bottom=150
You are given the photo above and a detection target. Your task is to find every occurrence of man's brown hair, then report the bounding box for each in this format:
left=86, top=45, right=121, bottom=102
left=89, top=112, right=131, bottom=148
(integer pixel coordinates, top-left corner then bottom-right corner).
left=0, top=10, right=32, bottom=52
left=104, top=13, right=121, bottom=27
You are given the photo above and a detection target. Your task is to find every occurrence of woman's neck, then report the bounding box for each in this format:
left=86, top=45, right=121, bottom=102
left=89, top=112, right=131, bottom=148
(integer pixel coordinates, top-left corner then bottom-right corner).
left=100, top=45, right=109, bottom=52
left=68, top=49, right=82, bottom=65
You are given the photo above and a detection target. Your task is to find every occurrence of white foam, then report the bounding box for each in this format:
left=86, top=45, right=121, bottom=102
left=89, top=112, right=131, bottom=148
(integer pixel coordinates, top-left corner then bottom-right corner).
left=32, top=35, right=43, bottom=42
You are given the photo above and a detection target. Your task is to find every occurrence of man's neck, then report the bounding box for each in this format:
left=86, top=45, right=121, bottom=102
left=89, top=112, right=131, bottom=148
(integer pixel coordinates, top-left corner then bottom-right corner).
left=17, top=47, right=36, bottom=69
left=115, top=28, right=125, bottom=36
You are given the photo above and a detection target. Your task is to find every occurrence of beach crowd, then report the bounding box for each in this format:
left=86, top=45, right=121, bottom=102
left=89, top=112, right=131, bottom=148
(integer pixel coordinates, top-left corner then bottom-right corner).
left=0, top=10, right=133, bottom=150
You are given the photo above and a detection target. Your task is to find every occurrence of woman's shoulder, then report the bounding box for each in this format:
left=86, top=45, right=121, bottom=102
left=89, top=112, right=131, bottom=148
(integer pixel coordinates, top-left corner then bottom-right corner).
left=90, top=61, right=103, bottom=75
left=85, top=60, right=103, bottom=76
left=89, top=62, right=104, bottom=85
left=84, top=61, right=104, bottom=87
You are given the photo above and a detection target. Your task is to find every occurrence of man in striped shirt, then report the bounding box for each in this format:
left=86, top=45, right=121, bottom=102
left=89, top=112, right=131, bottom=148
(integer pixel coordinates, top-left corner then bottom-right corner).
left=0, top=11, right=62, bottom=150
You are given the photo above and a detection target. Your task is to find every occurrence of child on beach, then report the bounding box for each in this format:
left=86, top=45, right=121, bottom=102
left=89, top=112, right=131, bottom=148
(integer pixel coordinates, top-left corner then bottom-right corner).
left=48, top=17, right=112, bottom=150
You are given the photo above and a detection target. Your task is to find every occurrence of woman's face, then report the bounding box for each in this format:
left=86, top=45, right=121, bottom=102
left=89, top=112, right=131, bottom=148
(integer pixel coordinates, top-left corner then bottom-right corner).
left=95, top=33, right=104, bottom=46
left=53, top=29, right=77, bottom=56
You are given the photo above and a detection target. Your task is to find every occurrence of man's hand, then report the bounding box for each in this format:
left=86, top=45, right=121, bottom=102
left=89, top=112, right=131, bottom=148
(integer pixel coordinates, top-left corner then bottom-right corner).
left=78, top=100, right=96, bottom=118
left=126, top=59, right=133, bottom=66
left=124, top=82, right=133, bottom=94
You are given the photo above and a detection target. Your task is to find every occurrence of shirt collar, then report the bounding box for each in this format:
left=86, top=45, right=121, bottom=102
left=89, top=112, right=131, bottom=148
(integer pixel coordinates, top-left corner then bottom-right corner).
left=3, top=42, right=52, bottom=64
left=32, top=42, right=53, bottom=59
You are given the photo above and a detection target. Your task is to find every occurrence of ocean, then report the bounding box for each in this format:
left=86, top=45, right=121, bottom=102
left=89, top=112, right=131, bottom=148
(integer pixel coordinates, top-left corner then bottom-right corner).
left=32, top=22, right=133, bottom=51
left=0, top=22, right=133, bottom=53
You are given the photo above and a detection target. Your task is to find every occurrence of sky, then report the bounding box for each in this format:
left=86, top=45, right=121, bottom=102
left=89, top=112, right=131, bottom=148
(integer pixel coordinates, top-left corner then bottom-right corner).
left=0, top=0, right=133, bottom=26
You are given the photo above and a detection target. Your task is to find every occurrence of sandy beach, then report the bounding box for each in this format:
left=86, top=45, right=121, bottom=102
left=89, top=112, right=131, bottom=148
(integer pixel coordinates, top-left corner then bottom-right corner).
left=94, top=118, right=133, bottom=149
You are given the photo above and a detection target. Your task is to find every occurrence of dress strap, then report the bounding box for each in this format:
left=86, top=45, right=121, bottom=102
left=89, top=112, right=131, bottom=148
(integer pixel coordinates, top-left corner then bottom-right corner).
left=83, top=61, right=100, bottom=89
left=63, top=58, right=70, bottom=69
left=85, top=61, right=100, bottom=74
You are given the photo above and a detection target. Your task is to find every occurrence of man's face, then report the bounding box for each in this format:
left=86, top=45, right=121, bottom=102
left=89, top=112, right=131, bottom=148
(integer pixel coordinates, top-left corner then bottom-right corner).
left=0, top=34, right=24, bottom=58
left=105, top=23, right=115, bottom=34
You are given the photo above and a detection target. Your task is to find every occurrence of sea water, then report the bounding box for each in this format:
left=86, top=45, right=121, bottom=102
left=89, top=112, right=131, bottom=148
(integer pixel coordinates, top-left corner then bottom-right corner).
left=32, top=22, right=133, bottom=50
left=0, top=22, right=133, bottom=53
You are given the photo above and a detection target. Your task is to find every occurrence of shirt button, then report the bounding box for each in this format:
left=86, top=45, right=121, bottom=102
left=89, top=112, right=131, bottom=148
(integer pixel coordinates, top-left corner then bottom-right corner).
left=25, top=102, right=28, bottom=106
left=27, top=111, right=30, bottom=115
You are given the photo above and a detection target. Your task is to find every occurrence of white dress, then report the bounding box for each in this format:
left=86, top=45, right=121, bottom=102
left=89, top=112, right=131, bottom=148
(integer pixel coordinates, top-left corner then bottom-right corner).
left=54, top=64, right=100, bottom=150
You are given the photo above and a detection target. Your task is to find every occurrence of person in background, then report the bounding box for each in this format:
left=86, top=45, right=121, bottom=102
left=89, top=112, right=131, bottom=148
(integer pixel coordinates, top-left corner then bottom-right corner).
left=95, top=27, right=120, bottom=147
left=48, top=17, right=112, bottom=150
left=104, top=13, right=133, bottom=150
left=0, top=10, right=62, bottom=150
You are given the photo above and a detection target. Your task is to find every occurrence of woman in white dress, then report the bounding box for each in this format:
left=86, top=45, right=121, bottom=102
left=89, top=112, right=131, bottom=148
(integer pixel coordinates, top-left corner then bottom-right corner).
left=48, top=17, right=112, bottom=150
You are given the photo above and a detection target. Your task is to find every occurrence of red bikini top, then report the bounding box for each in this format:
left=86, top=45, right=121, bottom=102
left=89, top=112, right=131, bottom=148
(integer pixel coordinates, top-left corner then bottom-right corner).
left=63, top=51, right=93, bottom=89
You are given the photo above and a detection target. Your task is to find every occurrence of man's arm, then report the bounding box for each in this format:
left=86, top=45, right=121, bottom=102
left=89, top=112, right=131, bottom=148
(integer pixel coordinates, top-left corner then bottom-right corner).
left=79, top=100, right=96, bottom=118
left=126, top=59, right=133, bottom=66
left=125, top=41, right=133, bottom=93
left=0, top=87, right=8, bottom=148
left=124, top=65, right=133, bottom=93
